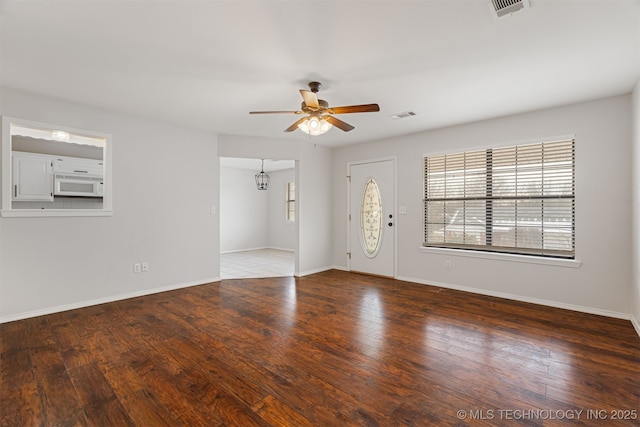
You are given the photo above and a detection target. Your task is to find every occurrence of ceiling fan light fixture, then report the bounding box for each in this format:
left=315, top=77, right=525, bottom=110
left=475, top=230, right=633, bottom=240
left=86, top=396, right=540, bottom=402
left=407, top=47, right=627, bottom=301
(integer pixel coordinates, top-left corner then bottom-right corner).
left=298, top=116, right=332, bottom=136
left=250, top=81, right=379, bottom=135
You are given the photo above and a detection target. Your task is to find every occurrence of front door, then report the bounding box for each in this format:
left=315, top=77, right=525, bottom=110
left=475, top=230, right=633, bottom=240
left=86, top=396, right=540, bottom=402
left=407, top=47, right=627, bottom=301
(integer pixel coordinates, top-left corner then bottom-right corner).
left=349, top=159, right=395, bottom=277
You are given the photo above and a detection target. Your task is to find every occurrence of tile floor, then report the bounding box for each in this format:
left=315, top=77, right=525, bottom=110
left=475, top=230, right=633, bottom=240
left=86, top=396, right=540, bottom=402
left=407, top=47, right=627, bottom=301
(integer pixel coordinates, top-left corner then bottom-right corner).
left=220, top=248, right=295, bottom=279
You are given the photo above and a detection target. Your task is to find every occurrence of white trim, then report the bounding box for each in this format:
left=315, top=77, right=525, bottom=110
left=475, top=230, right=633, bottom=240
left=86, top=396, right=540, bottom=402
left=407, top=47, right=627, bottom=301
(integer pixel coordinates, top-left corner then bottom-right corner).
left=419, top=246, right=582, bottom=268
left=220, top=247, right=295, bottom=254
left=220, top=246, right=268, bottom=254
left=331, top=264, right=349, bottom=272
left=631, top=315, right=640, bottom=338
left=0, top=277, right=220, bottom=324
left=396, top=275, right=629, bottom=320
left=265, top=247, right=295, bottom=253
left=345, top=173, right=351, bottom=271
left=346, top=156, right=398, bottom=278
left=1, top=209, right=113, bottom=217
left=295, top=265, right=333, bottom=277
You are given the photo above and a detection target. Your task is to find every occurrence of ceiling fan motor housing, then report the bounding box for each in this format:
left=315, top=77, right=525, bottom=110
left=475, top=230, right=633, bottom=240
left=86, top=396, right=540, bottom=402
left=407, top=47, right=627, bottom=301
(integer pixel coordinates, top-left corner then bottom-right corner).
left=308, top=81, right=322, bottom=93
left=302, top=99, right=328, bottom=112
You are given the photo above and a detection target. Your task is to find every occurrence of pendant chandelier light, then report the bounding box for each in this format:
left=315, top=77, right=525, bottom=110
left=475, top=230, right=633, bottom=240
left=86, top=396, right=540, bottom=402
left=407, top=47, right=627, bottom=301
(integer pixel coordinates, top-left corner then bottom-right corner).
left=255, top=159, right=270, bottom=190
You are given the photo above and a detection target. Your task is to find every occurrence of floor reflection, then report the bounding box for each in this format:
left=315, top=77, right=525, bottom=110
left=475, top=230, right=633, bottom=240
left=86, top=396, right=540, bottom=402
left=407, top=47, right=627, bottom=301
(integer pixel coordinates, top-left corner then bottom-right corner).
left=358, top=288, right=385, bottom=359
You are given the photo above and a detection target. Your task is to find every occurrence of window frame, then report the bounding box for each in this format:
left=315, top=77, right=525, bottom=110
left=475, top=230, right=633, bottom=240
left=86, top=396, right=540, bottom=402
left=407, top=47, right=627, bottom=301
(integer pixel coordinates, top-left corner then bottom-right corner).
left=1, top=116, right=112, bottom=217
left=285, top=181, right=295, bottom=222
left=423, top=137, right=575, bottom=260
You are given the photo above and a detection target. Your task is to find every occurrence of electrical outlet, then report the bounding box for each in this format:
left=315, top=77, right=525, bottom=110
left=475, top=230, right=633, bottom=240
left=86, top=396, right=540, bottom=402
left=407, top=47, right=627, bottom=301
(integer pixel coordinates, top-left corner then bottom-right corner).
left=445, top=260, right=452, bottom=269
left=133, top=263, right=141, bottom=273
left=142, top=262, right=149, bottom=272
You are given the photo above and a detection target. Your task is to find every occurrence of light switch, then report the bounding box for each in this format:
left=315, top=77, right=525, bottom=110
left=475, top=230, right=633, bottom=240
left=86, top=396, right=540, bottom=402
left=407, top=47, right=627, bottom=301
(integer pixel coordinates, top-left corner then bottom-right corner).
left=399, top=206, right=407, bottom=215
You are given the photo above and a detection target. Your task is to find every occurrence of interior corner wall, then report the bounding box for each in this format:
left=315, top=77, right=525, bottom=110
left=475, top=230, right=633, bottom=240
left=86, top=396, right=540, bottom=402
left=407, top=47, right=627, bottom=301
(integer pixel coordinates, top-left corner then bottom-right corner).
left=219, top=166, right=268, bottom=252
left=332, top=94, right=633, bottom=317
left=0, top=87, right=220, bottom=322
left=297, top=142, right=333, bottom=275
left=632, top=79, right=640, bottom=334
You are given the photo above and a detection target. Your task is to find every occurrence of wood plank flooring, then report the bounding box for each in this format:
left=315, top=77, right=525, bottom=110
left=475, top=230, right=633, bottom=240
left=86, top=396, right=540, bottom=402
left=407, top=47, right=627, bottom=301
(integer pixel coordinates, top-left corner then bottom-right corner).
left=1, top=270, right=639, bottom=426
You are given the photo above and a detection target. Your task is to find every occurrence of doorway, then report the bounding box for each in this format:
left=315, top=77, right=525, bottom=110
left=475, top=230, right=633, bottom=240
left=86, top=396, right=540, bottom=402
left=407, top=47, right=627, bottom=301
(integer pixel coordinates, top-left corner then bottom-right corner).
left=219, top=157, right=296, bottom=279
left=348, top=159, right=396, bottom=277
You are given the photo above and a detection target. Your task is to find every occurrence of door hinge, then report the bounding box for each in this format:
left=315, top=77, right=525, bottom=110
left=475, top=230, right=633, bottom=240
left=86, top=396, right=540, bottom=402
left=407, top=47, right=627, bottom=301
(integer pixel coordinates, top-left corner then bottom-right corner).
left=348, top=214, right=351, bottom=221
left=347, top=175, right=351, bottom=183
left=347, top=252, right=351, bottom=259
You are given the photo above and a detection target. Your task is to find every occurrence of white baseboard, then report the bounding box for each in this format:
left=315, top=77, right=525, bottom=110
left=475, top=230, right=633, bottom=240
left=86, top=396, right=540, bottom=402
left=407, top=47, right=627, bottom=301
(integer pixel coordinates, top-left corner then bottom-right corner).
left=220, top=247, right=295, bottom=254
left=631, top=315, right=640, bottom=338
left=267, top=247, right=295, bottom=252
left=220, top=247, right=267, bottom=254
left=0, top=277, right=221, bottom=324
left=295, top=265, right=333, bottom=277
left=396, top=275, right=631, bottom=321
left=6, top=271, right=637, bottom=338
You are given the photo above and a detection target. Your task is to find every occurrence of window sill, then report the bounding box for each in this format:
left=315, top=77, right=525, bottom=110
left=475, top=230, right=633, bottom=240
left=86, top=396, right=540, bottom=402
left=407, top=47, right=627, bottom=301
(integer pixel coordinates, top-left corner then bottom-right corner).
left=419, top=246, right=582, bottom=268
left=1, top=209, right=113, bottom=218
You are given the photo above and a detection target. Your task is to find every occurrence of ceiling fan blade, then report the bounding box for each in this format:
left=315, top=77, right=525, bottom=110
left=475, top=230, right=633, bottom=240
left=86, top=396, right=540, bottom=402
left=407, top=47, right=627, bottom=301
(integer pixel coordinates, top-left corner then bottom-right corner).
left=284, top=117, right=308, bottom=132
left=300, top=90, right=320, bottom=109
left=328, top=104, right=380, bottom=114
left=324, top=115, right=355, bottom=132
left=249, top=110, right=303, bottom=114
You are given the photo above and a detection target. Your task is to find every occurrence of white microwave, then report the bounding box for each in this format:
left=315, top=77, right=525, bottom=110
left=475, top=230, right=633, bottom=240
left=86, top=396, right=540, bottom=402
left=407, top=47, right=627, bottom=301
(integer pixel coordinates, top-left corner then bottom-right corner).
left=54, top=174, right=104, bottom=197
left=52, top=156, right=104, bottom=198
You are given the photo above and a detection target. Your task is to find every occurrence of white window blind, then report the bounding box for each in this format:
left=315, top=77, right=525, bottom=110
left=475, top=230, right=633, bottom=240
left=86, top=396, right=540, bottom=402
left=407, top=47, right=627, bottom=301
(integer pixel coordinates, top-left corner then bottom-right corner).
left=286, top=181, right=295, bottom=222
left=424, top=139, right=575, bottom=258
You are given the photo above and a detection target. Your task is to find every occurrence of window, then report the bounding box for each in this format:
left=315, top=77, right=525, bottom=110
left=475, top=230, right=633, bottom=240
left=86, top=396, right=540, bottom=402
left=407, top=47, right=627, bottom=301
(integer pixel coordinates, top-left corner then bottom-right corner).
left=360, top=178, right=383, bottom=257
left=424, top=139, right=575, bottom=259
left=286, top=181, right=295, bottom=221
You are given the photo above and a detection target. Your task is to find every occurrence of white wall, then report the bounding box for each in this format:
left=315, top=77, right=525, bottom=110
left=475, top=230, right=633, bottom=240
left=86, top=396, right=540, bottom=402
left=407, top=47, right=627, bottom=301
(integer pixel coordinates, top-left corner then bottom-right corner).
left=218, top=134, right=301, bottom=160
left=632, top=79, right=640, bottom=334
left=297, top=142, right=333, bottom=275
left=267, top=169, right=296, bottom=251
left=219, top=166, right=295, bottom=253
left=219, top=166, right=268, bottom=252
left=333, top=95, right=633, bottom=317
left=0, top=87, right=220, bottom=322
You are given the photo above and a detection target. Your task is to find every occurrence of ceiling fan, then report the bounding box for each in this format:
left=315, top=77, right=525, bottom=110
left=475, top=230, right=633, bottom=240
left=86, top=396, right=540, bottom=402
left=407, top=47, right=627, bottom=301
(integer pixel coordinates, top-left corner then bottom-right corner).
left=249, top=81, right=380, bottom=136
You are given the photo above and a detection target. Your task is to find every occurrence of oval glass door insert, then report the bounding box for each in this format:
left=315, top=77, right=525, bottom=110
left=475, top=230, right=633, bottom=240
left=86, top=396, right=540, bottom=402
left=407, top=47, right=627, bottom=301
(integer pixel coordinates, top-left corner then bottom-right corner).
left=360, top=178, right=383, bottom=257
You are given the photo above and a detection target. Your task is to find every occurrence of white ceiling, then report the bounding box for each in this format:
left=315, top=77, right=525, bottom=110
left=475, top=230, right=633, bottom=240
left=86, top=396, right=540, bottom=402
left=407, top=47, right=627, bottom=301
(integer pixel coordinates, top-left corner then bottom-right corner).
left=1, top=0, right=638, bottom=148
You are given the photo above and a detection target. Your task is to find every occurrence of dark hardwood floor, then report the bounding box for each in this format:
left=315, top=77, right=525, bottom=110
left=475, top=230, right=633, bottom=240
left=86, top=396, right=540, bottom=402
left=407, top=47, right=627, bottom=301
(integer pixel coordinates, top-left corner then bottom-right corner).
left=1, top=270, right=639, bottom=426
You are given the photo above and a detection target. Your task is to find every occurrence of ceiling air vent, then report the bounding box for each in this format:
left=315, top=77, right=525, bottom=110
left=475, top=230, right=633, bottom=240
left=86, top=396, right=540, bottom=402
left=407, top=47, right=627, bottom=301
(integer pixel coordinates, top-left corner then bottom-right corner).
left=389, top=111, right=416, bottom=120
left=490, top=0, right=530, bottom=18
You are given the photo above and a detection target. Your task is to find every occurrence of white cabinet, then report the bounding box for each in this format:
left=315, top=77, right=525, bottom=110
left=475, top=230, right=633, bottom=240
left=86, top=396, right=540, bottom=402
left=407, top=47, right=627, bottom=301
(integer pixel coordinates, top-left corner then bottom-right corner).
left=12, top=152, right=54, bottom=202
left=53, top=156, right=103, bottom=176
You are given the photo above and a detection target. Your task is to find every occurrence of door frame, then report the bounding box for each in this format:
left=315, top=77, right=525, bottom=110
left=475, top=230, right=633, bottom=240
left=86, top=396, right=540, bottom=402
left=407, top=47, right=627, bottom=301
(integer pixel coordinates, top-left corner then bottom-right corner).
left=346, top=156, right=397, bottom=278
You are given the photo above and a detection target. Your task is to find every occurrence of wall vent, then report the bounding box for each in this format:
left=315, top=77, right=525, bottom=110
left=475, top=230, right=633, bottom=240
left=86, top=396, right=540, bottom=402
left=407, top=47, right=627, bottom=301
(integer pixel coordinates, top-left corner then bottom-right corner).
left=389, top=111, right=416, bottom=120
left=490, top=0, right=530, bottom=18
